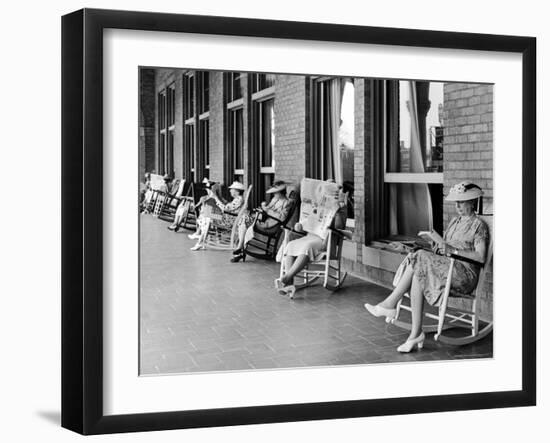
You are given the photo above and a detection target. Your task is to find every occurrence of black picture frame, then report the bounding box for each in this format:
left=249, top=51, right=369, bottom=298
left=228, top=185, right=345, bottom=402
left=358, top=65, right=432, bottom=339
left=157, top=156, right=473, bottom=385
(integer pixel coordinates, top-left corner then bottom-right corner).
left=61, top=8, right=537, bottom=435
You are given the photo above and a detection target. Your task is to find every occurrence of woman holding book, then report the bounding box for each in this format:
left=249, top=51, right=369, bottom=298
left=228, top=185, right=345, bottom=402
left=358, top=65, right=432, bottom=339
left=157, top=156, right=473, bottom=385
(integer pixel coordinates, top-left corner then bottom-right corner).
left=364, top=181, right=489, bottom=352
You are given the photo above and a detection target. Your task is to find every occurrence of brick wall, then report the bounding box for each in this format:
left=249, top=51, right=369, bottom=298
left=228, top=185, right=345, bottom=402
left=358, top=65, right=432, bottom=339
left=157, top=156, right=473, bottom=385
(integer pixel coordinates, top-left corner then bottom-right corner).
left=139, top=68, right=156, bottom=178
left=441, top=82, right=494, bottom=320
left=442, top=83, right=493, bottom=224
left=273, top=75, right=308, bottom=184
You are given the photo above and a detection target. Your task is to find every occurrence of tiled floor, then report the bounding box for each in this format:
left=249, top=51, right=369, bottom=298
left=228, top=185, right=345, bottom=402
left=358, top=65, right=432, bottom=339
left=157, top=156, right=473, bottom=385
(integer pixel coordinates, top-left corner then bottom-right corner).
left=140, top=215, right=493, bottom=375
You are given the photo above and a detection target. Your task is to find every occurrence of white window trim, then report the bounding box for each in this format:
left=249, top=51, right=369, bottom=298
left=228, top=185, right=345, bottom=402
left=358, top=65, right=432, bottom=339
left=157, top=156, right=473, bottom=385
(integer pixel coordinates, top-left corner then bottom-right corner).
left=251, top=87, right=275, bottom=102
left=384, top=172, right=444, bottom=184
left=260, top=166, right=275, bottom=174
left=227, top=99, right=244, bottom=110
left=198, top=111, right=210, bottom=121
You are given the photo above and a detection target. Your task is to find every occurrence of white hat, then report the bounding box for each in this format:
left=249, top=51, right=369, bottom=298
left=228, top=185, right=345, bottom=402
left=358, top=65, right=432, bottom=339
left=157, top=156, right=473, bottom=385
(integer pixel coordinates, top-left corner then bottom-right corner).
left=228, top=181, right=245, bottom=191
left=266, top=181, right=287, bottom=194
left=445, top=181, right=484, bottom=201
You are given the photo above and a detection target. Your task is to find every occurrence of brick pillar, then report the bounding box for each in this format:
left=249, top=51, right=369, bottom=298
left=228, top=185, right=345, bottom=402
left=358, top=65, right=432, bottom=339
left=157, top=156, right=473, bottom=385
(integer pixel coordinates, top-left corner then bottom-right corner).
left=139, top=68, right=156, bottom=178
left=209, top=72, right=227, bottom=184
left=273, top=75, right=308, bottom=185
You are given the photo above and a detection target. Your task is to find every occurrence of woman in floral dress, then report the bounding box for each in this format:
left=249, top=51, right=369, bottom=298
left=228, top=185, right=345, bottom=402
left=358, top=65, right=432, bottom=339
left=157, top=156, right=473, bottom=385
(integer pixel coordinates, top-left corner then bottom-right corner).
left=230, top=181, right=292, bottom=263
left=364, top=181, right=489, bottom=352
left=189, top=181, right=246, bottom=251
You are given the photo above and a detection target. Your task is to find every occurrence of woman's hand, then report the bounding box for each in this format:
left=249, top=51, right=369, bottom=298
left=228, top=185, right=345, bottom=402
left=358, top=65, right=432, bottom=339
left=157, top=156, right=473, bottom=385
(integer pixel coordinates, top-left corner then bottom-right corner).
left=436, top=242, right=459, bottom=256
left=294, top=222, right=303, bottom=232
left=260, top=201, right=267, bottom=210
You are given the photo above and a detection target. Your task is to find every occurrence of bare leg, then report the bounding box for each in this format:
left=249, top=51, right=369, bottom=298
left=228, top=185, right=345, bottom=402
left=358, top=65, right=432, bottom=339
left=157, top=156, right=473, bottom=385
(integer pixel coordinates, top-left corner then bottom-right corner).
left=234, top=222, right=247, bottom=251
left=281, top=254, right=309, bottom=285
left=408, top=274, right=425, bottom=339
left=378, top=265, right=414, bottom=309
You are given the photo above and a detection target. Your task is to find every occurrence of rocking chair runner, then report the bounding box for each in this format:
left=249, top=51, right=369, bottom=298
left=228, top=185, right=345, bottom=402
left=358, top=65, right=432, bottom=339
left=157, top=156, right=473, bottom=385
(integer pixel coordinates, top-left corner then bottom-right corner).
left=204, top=185, right=253, bottom=251
left=390, top=215, right=493, bottom=346
left=244, top=189, right=298, bottom=260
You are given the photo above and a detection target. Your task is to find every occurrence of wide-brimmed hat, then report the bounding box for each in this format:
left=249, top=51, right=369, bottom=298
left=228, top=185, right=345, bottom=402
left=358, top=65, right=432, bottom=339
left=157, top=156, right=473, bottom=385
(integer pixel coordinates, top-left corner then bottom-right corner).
left=266, top=181, right=287, bottom=194
left=228, top=181, right=245, bottom=191
left=445, top=181, right=484, bottom=201
left=202, top=177, right=215, bottom=188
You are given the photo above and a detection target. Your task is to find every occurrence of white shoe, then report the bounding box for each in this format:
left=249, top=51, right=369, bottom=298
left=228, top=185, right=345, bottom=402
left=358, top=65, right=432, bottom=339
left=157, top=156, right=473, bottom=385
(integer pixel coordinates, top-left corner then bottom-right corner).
left=188, top=233, right=200, bottom=240
left=274, top=278, right=284, bottom=290
left=397, top=332, right=425, bottom=353
left=364, top=303, right=397, bottom=322
left=190, top=243, right=205, bottom=251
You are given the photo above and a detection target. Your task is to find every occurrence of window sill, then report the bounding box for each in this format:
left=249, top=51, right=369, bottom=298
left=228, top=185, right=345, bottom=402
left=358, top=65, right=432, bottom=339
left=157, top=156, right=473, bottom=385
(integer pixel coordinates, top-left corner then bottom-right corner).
left=361, top=243, right=408, bottom=272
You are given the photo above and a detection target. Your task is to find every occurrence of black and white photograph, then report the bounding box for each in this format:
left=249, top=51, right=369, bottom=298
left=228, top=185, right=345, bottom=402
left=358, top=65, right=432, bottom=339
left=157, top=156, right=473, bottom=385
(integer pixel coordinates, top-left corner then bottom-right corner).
left=139, top=69, right=494, bottom=375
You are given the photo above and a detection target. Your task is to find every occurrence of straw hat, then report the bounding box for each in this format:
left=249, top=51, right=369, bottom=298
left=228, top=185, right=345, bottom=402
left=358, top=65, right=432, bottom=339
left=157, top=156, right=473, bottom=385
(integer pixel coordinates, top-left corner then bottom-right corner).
left=445, top=181, right=484, bottom=201
left=266, top=181, right=287, bottom=194
left=228, top=181, right=245, bottom=191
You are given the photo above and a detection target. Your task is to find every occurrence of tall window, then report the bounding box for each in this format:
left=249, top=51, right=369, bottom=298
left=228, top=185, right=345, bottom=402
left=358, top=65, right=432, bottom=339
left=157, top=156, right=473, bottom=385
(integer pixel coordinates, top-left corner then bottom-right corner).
left=183, top=72, right=196, bottom=181
left=157, top=83, right=175, bottom=176
left=228, top=107, right=244, bottom=182
left=228, top=72, right=243, bottom=102
left=309, top=77, right=355, bottom=220
left=339, top=79, right=355, bottom=220
left=198, top=71, right=210, bottom=179
left=252, top=73, right=276, bottom=93
left=252, top=74, right=276, bottom=205
left=226, top=72, right=245, bottom=183
left=309, top=78, right=332, bottom=180
left=383, top=80, right=444, bottom=238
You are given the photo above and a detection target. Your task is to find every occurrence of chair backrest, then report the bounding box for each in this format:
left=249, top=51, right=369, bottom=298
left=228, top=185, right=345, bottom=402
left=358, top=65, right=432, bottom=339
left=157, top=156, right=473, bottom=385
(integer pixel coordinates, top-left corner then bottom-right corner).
left=169, top=179, right=180, bottom=195
left=175, top=179, right=186, bottom=198
left=475, top=214, right=493, bottom=294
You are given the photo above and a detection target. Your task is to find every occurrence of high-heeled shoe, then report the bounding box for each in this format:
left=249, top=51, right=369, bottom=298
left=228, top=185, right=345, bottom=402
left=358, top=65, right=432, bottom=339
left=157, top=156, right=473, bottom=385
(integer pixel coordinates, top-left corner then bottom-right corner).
left=364, top=303, right=397, bottom=322
left=190, top=243, right=205, bottom=251
left=397, top=332, right=425, bottom=353
left=232, top=248, right=243, bottom=256
left=230, top=253, right=246, bottom=263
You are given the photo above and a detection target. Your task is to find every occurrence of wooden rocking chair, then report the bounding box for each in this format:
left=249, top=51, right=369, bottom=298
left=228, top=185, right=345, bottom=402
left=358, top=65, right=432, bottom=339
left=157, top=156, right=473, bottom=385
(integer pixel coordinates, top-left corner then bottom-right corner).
left=158, top=179, right=187, bottom=222
left=244, top=188, right=298, bottom=260
left=152, top=179, right=181, bottom=218
left=391, top=215, right=493, bottom=346
left=279, top=226, right=352, bottom=292
left=204, top=185, right=253, bottom=251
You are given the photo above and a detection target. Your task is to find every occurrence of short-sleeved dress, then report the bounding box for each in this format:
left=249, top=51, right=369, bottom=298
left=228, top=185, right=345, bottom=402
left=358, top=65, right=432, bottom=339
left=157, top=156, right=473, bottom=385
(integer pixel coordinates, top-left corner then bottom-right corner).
left=409, top=214, right=489, bottom=306
left=279, top=204, right=347, bottom=262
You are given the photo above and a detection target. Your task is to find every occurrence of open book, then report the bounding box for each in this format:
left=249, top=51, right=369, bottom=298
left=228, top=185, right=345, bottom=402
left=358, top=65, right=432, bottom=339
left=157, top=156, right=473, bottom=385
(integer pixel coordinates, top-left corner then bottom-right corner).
left=418, top=229, right=444, bottom=245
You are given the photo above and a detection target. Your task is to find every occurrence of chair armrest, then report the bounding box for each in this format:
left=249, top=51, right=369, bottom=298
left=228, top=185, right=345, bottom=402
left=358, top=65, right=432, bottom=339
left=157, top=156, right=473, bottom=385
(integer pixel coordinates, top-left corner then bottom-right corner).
left=448, top=253, right=484, bottom=267
left=329, top=228, right=353, bottom=240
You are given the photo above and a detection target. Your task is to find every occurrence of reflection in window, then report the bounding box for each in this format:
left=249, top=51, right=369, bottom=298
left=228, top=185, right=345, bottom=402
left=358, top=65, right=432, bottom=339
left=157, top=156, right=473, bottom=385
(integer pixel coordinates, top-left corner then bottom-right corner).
left=388, top=81, right=444, bottom=173
left=339, top=79, right=355, bottom=219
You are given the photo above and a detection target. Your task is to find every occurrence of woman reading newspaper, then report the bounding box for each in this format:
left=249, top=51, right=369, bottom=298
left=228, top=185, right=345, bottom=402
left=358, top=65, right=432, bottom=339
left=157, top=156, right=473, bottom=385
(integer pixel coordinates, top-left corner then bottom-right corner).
left=364, top=181, right=489, bottom=353
left=275, top=179, right=347, bottom=299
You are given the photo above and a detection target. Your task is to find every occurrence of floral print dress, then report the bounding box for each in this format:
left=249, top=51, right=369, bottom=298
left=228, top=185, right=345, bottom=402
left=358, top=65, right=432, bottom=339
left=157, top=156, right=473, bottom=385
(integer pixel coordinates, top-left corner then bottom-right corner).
left=409, top=214, right=489, bottom=306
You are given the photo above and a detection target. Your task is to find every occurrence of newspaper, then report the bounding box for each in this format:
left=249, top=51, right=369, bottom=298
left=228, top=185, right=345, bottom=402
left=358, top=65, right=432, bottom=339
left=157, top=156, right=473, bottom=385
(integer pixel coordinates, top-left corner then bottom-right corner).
left=149, top=173, right=166, bottom=191
left=298, top=178, right=340, bottom=240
